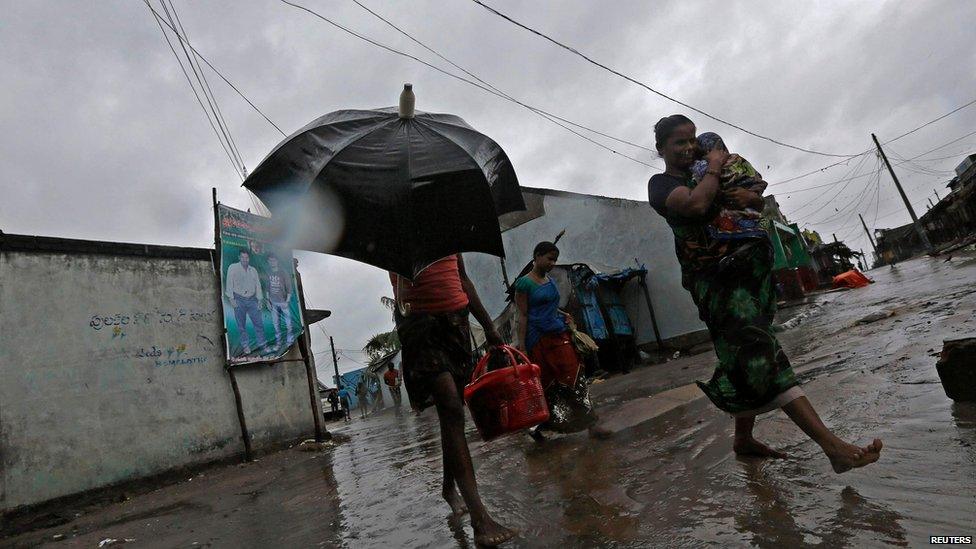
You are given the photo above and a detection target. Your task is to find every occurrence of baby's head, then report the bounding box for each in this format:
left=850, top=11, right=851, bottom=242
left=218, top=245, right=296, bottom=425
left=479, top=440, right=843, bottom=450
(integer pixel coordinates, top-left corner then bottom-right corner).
left=696, top=132, right=728, bottom=156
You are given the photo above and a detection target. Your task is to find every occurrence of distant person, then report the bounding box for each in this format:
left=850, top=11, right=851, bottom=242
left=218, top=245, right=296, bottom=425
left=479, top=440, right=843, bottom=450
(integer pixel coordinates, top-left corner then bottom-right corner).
left=513, top=241, right=603, bottom=442
left=648, top=114, right=881, bottom=473
left=225, top=249, right=266, bottom=354
left=356, top=379, right=369, bottom=419
left=384, top=363, right=403, bottom=408
left=339, top=390, right=351, bottom=422
left=264, top=255, right=294, bottom=348
left=327, top=390, right=339, bottom=416
left=390, top=254, right=514, bottom=546
left=371, top=374, right=386, bottom=412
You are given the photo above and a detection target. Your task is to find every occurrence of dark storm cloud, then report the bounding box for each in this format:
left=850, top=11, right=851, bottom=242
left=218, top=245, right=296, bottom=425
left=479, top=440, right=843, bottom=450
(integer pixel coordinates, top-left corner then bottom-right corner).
left=3, top=0, right=973, bottom=376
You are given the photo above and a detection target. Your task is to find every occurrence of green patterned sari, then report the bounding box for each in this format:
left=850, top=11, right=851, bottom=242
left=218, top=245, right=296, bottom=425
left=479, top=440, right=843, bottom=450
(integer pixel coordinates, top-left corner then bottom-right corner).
left=663, top=175, right=799, bottom=415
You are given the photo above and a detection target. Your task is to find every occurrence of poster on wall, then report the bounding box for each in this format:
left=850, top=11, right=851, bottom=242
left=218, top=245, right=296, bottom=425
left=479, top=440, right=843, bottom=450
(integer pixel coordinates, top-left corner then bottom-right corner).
left=218, top=204, right=304, bottom=365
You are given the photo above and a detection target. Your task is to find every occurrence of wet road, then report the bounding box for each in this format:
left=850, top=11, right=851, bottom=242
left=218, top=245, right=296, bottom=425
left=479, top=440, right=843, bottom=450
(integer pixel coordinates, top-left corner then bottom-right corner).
left=5, top=253, right=974, bottom=547
left=329, top=253, right=976, bottom=548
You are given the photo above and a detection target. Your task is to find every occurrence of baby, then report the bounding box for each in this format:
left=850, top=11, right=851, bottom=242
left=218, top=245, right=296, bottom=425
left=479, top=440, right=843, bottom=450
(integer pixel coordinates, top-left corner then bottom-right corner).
left=690, top=132, right=768, bottom=241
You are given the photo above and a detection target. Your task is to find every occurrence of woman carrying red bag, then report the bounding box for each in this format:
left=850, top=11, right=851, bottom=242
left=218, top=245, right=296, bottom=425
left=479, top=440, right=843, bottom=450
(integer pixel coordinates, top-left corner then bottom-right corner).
left=513, top=242, right=606, bottom=441
left=390, top=254, right=515, bottom=547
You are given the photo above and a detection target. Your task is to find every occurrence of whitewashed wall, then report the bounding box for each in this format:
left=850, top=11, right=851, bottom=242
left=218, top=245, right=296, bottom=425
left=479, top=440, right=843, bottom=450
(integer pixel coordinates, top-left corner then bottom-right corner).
left=465, top=188, right=705, bottom=346
left=0, top=240, right=316, bottom=511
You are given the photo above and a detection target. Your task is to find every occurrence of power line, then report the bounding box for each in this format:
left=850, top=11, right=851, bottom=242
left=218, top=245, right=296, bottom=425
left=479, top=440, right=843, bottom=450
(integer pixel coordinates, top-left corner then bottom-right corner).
left=802, top=162, right=882, bottom=225
left=352, top=0, right=655, bottom=153
left=907, top=128, right=976, bottom=160
left=884, top=97, right=976, bottom=143
left=770, top=101, right=976, bottom=187
left=468, top=0, right=863, bottom=158
left=144, top=1, right=286, bottom=137
left=787, top=154, right=874, bottom=218
left=146, top=1, right=279, bottom=215
left=281, top=0, right=659, bottom=169
left=147, top=1, right=244, bottom=180
left=162, top=0, right=247, bottom=175
left=774, top=126, right=976, bottom=196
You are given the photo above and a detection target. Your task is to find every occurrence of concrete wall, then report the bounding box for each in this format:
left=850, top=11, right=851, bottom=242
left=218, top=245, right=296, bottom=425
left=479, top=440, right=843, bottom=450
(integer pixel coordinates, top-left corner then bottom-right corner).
left=0, top=240, right=316, bottom=512
left=464, top=188, right=705, bottom=346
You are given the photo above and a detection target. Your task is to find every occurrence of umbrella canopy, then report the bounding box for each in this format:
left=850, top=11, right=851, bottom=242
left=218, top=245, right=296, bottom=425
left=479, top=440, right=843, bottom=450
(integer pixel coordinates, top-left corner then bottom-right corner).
left=243, top=106, right=525, bottom=279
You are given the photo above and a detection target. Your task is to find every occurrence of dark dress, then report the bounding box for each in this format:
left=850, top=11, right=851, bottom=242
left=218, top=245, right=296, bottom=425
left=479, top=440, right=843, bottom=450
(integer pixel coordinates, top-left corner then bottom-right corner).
left=648, top=173, right=800, bottom=416
left=394, top=308, right=473, bottom=412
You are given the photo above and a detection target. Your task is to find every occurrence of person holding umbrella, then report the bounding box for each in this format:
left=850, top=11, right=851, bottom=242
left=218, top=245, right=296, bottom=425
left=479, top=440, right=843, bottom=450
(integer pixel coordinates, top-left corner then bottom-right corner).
left=244, top=85, right=523, bottom=546
left=391, top=255, right=515, bottom=546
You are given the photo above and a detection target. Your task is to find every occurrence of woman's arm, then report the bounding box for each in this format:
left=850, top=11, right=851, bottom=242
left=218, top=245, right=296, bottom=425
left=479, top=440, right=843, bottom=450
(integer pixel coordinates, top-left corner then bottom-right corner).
left=514, top=291, right=529, bottom=351
left=457, top=255, right=503, bottom=346
left=723, top=187, right=766, bottom=210
left=664, top=148, right=729, bottom=218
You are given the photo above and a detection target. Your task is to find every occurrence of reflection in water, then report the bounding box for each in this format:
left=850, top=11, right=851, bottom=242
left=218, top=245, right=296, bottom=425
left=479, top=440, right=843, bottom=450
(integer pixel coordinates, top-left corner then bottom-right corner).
left=951, top=402, right=976, bottom=428
left=318, top=255, right=976, bottom=547
left=735, top=459, right=907, bottom=548
left=819, top=487, right=908, bottom=547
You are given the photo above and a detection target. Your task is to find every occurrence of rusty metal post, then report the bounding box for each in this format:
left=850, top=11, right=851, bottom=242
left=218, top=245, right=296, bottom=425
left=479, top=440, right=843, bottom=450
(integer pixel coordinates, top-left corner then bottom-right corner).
left=294, top=263, right=328, bottom=441
left=637, top=270, right=664, bottom=351
left=212, top=188, right=252, bottom=461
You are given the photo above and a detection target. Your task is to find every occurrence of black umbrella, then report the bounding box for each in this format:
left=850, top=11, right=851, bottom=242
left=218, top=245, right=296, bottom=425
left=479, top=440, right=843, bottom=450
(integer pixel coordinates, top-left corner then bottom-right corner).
left=243, top=88, right=525, bottom=279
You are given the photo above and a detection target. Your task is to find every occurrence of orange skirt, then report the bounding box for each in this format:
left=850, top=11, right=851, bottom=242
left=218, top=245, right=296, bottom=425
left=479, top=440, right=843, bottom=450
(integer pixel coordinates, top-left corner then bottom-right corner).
left=529, top=332, right=581, bottom=389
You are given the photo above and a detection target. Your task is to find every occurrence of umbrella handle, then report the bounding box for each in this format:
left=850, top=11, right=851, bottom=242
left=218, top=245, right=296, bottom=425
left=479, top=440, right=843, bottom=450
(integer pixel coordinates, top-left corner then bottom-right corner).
left=394, top=274, right=411, bottom=316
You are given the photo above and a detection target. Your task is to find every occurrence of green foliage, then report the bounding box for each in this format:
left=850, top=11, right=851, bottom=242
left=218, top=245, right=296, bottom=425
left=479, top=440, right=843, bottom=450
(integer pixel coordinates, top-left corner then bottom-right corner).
left=364, top=330, right=400, bottom=362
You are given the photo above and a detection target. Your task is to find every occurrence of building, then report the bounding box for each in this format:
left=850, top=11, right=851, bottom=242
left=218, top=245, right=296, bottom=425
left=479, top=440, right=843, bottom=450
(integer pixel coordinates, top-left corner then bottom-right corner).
left=0, top=232, right=323, bottom=513
left=463, top=187, right=708, bottom=355
left=875, top=152, right=976, bottom=265
left=335, top=351, right=404, bottom=412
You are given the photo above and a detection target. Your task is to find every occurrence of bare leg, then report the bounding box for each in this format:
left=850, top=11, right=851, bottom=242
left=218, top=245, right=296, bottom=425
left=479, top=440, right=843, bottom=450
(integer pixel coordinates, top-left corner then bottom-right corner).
left=442, top=454, right=468, bottom=516
left=781, top=396, right=882, bottom=473
left=430, top=372, right=514, bottom=546
left=733, top=416, right=789, bottom=458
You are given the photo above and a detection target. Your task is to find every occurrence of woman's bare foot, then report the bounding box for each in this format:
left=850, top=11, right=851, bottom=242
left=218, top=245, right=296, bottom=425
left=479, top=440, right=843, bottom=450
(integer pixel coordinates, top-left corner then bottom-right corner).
left=442, top=486, right=468, bottom=516
left=733, top=437, right=789, bottom=458
left=472, top=515, right=516, bottom=547
left=529, top=428, right=546, bottom=443
left=825, top=438, right=883, bottom=473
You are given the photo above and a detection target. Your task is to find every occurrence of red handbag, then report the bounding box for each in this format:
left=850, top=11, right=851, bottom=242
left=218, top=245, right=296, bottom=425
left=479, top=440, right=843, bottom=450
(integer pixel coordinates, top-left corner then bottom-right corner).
left=463, top=345, right=550, bottom=441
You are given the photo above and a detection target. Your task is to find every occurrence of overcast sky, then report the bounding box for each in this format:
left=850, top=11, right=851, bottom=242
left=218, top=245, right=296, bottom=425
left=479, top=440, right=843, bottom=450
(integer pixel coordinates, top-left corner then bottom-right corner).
left=3, top=0, right=974, bottom=380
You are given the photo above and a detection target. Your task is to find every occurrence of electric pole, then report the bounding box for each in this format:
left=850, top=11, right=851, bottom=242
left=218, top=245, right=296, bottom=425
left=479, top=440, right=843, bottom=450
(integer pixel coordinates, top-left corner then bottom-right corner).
left=859, top=213, right=879, bottom=259
left=330, top=336, right=341, bottom=389
left=872, top=133, right=932, bottom=251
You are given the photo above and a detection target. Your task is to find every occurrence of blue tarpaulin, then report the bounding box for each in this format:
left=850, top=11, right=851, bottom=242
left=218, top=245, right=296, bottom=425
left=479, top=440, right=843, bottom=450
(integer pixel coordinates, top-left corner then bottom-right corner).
left=336, top=368, right=380, bottom=408
left=571, top=264, right=646, bottom=340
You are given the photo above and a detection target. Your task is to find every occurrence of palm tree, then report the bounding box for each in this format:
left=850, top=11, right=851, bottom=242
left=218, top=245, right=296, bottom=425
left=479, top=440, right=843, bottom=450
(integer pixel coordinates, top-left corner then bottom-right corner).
left=363, top=330, right=400, bottom=361
left=363, top=296, right=400, bottom=361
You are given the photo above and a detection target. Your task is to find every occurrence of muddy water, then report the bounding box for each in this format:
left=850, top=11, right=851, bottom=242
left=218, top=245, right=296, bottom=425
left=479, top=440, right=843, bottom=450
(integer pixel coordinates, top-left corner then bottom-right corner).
left=330, top=254, right=976, bottom=548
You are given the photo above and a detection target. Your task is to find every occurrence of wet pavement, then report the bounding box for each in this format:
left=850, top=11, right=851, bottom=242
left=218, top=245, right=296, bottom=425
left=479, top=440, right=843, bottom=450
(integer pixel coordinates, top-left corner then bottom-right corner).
left=5, top=252, right=976, bottom=547
left=327, top=252, right=976, bottom=548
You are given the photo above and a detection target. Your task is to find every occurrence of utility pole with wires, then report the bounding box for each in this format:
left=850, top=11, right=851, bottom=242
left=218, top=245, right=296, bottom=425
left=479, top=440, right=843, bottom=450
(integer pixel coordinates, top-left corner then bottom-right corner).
left=330, top=336, right=342, bottom=390
left=872, top=133, right=933, bottom=252
left=859, top=213, right=879, bottom=260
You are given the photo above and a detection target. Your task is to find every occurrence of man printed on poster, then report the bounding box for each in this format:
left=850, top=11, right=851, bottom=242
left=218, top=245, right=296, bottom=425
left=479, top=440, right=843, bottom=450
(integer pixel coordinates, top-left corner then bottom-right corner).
left=218, top=204, right=304, bottom=364
left=264, top=255, right=294, bottom=347
left=224, top=248, right=267, bottom=355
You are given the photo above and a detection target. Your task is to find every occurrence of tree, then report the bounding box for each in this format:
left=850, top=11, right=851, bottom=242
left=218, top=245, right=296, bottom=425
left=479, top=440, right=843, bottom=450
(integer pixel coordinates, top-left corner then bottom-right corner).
left=363, top=330, right=400, bottom=362
left=363, top=296, right=400, bottom=361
